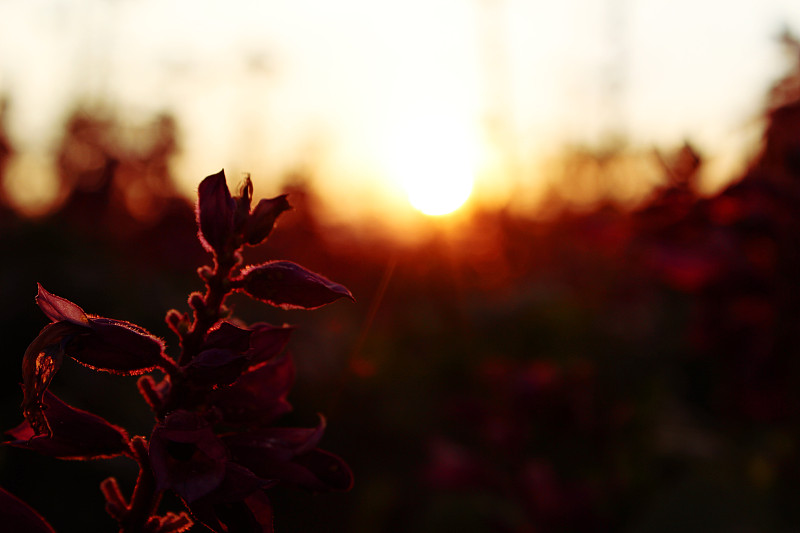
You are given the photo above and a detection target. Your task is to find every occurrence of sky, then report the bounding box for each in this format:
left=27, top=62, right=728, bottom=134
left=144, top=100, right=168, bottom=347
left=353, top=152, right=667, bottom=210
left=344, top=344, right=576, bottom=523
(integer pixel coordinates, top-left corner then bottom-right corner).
left=1, top=0, right=800, bottom=224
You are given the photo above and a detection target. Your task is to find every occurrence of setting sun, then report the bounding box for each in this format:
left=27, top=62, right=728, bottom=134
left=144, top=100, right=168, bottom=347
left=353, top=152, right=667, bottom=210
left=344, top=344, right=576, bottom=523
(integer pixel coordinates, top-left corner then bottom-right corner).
left=381, top=113, right=479, bottom=216
left=406, top=169, right=473, bottom=216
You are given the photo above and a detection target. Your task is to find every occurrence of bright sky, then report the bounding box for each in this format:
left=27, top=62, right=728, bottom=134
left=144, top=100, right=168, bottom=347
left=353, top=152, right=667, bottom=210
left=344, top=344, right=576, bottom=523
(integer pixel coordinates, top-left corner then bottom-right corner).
left=1, top=0, right=799, bottom=223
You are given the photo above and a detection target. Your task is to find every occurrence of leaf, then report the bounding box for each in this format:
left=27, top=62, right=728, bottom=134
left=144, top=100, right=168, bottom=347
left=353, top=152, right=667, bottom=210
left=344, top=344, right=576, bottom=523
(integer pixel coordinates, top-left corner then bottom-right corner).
left=242, top=195, right=291, bottom=246
left=73, top=317, right=165, bottom=374
left=149, top=411, right=229, bottom=502
left=205, top=321, right=253, bottom=353
left=238, top=261, right=354, bottom=310
left=290, top=449, right=354, bottom=492
left=7, top=391, right=130, bottom=460
left=213, top=355, right=295, bottom=426
left=36, top=283, right=90, bottom=325
left=241, top=491, right=275, bottom=533
left=189, top=467, right=274, bottom=533
left=223, top=416, right=327, bottom=463
left=0, top=486, right=56, bottom=533
left=233, top=175, right=254, bottom=233
left=32, top=286, right=166, bottom=375
left=184, top=348, right=249, bottom=387
left=226, top=429, right=353, bottom=493
left=247, top=323, right=293, bottom=365
left=21, top=321, right=88, bottom=437
left=197, top=170, right=236, bottom=254
left=223, top=416, right=352, bottom=492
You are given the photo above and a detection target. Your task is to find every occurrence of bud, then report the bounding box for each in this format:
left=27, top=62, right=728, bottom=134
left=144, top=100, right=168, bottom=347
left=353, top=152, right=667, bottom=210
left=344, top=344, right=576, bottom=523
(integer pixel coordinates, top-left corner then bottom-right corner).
left=233, top=175, right=254, bottom=233
left=100, top=478, right=128, bottom=520
left=241, top=195, right=291, bottom=246
left=188, top=292, right=206, bottom=314
left=196, top=170, right=236, bottom=254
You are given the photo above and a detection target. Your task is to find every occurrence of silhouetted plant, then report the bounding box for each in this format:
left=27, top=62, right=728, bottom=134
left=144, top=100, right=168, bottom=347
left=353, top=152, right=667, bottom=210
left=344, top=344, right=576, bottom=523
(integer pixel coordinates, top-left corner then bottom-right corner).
left=2, top=170, right=354, bottom=532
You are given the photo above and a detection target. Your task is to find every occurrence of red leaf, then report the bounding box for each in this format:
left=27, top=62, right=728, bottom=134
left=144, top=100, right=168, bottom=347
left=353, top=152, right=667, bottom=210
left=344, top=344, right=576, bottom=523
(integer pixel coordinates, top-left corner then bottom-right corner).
left=291, top=449, right=354, bottom=492
left=205, top=321, right=253, bottom=353
left=189, top=467, right=274, bottom=533
left=197, top=170, right=236, bottom=254
left=21, top=321, right=88, bottom=437
left=223, top=416, right=352, bottom=492
left=184, top=348, right=249, bottom=386
left=0, top=486, right=56, bottom=533
left=33, top=286, right=166, bottom=375
left=36, top=283, right=90, bottom=325
left=7, top=391, right=130, bottom=460
left=213, top=355, right=295, bottom=426
left=238, top=261, right=354, bottom=310
left=247, top=323, right=293, bottom=365
left=242, top=491, right=275, bottom=533
left=233, top=176, right=254, bottom=233
left=73, top=317, right=165, bottom=374
left=150, top=411, right=228, bottom=502
left=242, top=195, right=291, bottom=246
left=226, top=434, right=353, bottom=493
left=224, top=415, right=326, bottom=461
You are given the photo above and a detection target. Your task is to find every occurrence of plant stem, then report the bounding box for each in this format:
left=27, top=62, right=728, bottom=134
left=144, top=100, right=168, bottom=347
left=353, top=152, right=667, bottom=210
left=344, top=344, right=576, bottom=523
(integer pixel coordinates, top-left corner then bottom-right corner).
left=179, top=252, right=238, bottom=366
left=119, top=437, right=161, bottom=533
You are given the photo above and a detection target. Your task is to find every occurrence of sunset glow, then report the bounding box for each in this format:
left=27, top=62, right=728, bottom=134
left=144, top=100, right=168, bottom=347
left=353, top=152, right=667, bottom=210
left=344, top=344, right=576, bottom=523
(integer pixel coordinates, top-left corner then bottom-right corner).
left=381, top=113, right=479, bottom=216
left=406, top=169, right=473, bottom=216
left=1, top=0, right=800, bottom=221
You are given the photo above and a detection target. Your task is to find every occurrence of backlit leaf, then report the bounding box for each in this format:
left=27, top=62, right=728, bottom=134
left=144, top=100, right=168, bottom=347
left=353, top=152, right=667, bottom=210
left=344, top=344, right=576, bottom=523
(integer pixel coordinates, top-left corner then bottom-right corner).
left=0, top=486, right=56, bottom=533
left=7, top=391, right=130, bottom=460
left=197, top=170, right=236, bottom=254
left=238, top=261, right=354, bottom=310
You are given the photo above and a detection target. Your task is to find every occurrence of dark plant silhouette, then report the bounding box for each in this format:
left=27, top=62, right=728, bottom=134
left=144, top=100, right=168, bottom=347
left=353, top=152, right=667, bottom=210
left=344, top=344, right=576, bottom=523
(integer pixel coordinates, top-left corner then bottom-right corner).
left=2, top=170, right=354, bottom=532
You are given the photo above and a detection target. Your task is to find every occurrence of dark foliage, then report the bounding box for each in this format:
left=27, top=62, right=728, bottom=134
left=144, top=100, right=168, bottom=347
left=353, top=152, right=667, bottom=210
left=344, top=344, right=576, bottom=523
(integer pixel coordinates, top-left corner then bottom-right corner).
left=2, top=171, right=353, bottom=532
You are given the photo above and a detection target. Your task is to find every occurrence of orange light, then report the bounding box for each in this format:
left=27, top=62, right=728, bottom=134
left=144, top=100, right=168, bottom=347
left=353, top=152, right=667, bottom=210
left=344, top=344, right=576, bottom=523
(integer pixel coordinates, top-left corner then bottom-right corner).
left=381, top=113, right=478, bottom=216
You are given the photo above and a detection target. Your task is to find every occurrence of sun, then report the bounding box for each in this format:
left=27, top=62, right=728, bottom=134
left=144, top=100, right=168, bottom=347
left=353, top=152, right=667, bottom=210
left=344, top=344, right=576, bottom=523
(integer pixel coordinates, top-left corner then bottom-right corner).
left=381, top=114, right=479, bottom=216
left=406, top=168, right=473, bottom=216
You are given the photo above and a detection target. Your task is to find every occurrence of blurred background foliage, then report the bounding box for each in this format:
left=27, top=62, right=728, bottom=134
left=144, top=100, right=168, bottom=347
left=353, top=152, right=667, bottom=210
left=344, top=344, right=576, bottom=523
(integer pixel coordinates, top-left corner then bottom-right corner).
left=4, top=28, right=800, bottom=533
